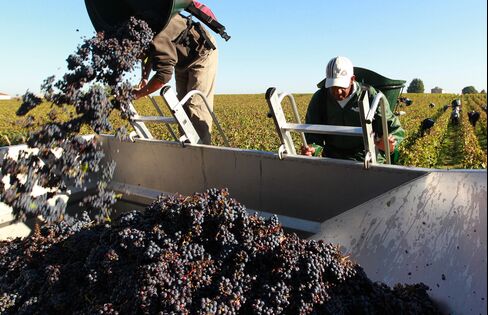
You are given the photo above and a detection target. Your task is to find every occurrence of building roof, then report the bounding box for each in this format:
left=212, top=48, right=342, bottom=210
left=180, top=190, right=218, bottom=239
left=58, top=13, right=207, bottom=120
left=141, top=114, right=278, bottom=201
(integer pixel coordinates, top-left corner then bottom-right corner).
left=0, top=92, right=12, bottom=100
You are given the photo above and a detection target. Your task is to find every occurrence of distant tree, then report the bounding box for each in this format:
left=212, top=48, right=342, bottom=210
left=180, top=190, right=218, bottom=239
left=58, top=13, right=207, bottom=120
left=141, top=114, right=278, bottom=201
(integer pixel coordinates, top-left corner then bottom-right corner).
left=407, top=79, right=425, bottom=93
left=462, top=86, right=478, bottom=94
left=480, top=89, right=486, bottom=94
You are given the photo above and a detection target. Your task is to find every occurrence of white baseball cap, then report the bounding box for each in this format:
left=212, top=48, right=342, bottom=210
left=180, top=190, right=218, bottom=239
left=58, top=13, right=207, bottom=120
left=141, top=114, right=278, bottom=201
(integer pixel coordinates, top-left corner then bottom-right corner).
left=325, top=56, right=354, bottom=88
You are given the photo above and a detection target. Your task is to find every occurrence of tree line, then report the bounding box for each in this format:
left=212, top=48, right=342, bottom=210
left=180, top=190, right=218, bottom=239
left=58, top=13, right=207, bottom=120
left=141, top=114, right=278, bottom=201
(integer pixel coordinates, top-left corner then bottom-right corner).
left=407, top=78, right=486, bottom=94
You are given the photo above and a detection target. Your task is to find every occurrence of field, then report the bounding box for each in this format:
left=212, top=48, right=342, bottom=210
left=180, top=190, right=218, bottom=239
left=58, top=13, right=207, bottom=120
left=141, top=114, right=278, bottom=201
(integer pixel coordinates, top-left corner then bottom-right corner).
left=0, top=93, right=486, bottom=169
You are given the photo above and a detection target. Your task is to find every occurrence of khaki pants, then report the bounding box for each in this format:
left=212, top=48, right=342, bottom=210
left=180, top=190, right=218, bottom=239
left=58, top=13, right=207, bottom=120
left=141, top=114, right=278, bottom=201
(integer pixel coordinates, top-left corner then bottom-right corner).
left=175, top=44, right=218, bottom=145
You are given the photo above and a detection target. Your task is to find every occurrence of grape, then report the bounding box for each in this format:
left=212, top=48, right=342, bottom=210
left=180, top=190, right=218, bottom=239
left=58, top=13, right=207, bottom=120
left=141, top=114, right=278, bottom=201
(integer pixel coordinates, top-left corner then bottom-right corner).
left=1, top=17, right=154, bottom=223
left=0, top=189, right=441, bottom=314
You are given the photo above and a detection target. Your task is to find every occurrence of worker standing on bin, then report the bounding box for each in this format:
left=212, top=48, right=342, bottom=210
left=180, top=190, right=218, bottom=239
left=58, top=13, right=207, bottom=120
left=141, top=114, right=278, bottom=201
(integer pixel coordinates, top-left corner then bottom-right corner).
left=133, top=1, right=218, bottom=145
left=301, top=56, right=405, bottom=162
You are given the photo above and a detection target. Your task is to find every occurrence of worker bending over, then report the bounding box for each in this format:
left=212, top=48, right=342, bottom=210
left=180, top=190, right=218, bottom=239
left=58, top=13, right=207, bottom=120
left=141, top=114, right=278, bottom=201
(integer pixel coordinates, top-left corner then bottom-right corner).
left=302, top=56, right=404, bottom=163
left=133, top=2, right=218, bottom=145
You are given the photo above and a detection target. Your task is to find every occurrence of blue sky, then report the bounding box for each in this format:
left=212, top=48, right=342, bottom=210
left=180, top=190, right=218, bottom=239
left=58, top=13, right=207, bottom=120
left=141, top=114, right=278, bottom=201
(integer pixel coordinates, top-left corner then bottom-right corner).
left=0, top=0, right=486, bottom=96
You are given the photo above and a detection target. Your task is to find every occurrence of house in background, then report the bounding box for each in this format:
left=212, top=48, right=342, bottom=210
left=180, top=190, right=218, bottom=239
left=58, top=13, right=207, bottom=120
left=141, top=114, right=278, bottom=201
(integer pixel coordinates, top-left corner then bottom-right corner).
left=0, top=92, right=12, bottom=100
left=431, top=86, right=443, bottom=94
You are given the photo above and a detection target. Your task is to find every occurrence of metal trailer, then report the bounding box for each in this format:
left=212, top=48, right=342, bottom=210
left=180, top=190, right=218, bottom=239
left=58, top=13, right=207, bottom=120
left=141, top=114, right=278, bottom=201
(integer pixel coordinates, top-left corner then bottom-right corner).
left=1, top=135, right=486, bottom=314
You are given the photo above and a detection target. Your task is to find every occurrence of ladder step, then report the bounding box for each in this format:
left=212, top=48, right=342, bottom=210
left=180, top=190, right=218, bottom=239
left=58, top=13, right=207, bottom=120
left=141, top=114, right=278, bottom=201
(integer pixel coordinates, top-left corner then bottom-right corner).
left=283, top=123, right=363, bottom=137
left=132, top=116, right=177, bottom=124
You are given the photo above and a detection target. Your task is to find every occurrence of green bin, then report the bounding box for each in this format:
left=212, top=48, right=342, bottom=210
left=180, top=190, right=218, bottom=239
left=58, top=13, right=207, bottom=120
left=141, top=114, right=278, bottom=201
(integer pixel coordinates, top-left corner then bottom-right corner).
left=353, top=67, right=406, bottom=112
left=317, top=67, right=406, bottom=112
left=84, top=0, right=192, bottom=34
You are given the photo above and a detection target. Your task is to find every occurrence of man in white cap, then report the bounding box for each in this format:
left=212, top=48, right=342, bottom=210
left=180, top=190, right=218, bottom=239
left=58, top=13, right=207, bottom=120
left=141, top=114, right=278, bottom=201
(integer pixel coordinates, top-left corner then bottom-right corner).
left=301, top=56, right=404, bottom=162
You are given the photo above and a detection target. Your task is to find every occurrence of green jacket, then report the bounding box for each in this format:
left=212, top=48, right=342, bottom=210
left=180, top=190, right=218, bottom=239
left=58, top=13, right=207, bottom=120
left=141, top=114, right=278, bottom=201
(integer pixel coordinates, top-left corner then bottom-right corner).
left=305, top=82, right=405, bottom=162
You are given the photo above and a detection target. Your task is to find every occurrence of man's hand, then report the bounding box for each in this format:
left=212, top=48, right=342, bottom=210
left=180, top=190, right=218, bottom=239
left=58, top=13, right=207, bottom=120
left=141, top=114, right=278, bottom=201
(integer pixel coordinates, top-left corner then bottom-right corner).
left=137, top=79, right=148, bottom=89
left=132, top=79, right=149, bottom=100
left=132, top=88, right=144, bottom=100
left=132, top=77, right=165, bottom=101
left=375, top=135, right=397, bottom=153
left=300, top=145, right=316, bottom=156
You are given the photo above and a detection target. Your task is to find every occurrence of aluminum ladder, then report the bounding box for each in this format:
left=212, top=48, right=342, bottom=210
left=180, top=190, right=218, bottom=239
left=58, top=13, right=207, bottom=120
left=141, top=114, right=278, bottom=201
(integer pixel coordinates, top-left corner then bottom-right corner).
left=127, top=86, right=229, bottom=146
left=265, top=87, right=392, bottom=168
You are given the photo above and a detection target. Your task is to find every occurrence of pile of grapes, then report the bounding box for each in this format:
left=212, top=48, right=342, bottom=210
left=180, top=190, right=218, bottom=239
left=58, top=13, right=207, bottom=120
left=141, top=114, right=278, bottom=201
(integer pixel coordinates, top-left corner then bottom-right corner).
left=0, top=189, right=441, bottom=314
left=0, top=17, right=154, bottom=223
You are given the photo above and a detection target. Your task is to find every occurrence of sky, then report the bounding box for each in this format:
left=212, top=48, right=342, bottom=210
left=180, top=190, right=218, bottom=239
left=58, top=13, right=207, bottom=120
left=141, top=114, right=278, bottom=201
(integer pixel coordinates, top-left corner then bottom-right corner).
left=0, top=0, right=486, bottom=96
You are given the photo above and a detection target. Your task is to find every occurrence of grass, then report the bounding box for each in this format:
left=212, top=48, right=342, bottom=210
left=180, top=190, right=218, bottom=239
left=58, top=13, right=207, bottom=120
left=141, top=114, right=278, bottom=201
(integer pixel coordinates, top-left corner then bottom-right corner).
left=1, top=93, right=487, bottom=169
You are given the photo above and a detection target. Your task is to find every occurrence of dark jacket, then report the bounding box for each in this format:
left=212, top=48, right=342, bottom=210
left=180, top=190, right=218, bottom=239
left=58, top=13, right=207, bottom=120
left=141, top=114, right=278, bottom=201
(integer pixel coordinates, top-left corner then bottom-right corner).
left=150, top=14, right=216, bottom=83
left=305, top=82, right=405, bottom=162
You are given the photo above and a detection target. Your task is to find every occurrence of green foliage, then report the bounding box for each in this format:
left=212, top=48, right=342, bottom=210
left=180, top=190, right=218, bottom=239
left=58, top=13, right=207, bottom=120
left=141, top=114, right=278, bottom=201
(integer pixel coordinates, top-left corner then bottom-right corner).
left=407, top=79, right=425, bottom=93
left=0, top=99, right=124, bottom=146
left=397, top=94, right=453, bottom=168
left=461, top=94, right=487, bottom=168
left=462, top=86, right=478, bottom=94
left=1, top=93, right=486, bottom=169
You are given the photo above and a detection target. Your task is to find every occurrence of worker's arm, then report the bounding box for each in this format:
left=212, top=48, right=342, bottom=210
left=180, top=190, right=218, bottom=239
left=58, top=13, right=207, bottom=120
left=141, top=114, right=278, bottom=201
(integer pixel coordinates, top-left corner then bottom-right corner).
left=132, top=54, right=172, bottom=99
left=133, top=24, right=177, bottom=100
left=137, top=58, right=152, bottom=89
left=133, top=76, right=165, bottom=100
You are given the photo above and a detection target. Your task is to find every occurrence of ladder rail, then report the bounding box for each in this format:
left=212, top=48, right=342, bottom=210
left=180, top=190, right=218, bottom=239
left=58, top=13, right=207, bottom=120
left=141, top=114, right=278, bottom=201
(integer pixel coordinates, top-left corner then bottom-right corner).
left=357, top=88, right=377, bottom=167
left=175, top=90, right=230, bottom=147
left=282, top=123, right=363, bottom=136
left=365, top=93, right=391, bottom=164
left=265, top=88, right=297, bottom=155
left=126, top=101, right=154, bottom=140
left=131, top=115, right=177, bottom=124
left=124, top=89, right=228, bottom=146
left=161, top=87, right=202, bottom=144
left=124, top=96, right=199, bottom=144
left=148, top=96, right=179, bottom=141
left=266, top=87, right=390, bottom=167
left=277, top=92, right=308, bottom=147
left=379, top=97, right=391, bottom=164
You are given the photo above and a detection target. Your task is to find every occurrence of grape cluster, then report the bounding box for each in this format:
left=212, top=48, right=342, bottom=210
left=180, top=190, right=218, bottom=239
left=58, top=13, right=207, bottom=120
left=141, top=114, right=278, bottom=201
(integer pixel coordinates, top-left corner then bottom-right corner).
left=0, top=189, right=441, bottom=314
left=15, top=92, right=42, bottom=116
left=0, top=17, right=155, bottom=223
